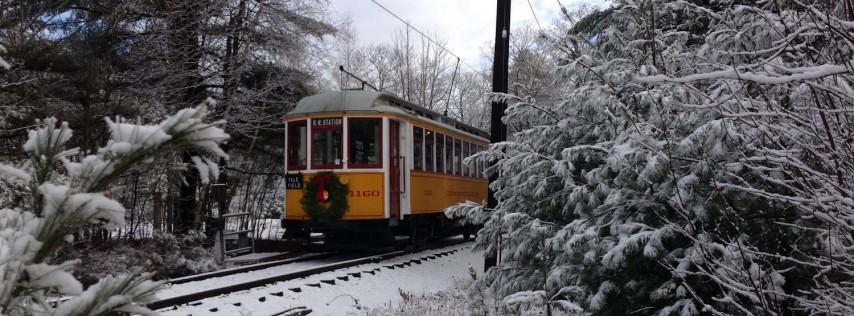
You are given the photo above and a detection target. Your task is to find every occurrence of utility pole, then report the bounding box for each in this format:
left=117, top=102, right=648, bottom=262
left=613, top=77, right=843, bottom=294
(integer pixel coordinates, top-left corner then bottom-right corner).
left=485, top=0, right=511, bottom=271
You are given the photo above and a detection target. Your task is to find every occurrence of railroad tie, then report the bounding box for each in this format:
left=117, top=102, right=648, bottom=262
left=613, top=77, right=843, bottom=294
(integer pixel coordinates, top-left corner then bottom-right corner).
left=272, top=306, right=311, bottom=316
left=153, top=240, right=472, bottom=314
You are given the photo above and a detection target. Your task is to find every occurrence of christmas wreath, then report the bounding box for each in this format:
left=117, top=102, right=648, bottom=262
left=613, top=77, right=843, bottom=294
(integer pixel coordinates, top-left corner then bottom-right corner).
left=300, top=171, right=349, bottom=222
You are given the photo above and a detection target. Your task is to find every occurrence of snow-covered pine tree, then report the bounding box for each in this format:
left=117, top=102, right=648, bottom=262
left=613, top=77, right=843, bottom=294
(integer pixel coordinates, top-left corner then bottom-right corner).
left=0, top=79, right=229, bottom=314
left=449, top=0, right=854, bottom=314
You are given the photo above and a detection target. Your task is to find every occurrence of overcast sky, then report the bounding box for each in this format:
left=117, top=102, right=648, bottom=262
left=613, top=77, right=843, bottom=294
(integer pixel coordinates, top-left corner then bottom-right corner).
left=329, top=0, right=610, bottom=68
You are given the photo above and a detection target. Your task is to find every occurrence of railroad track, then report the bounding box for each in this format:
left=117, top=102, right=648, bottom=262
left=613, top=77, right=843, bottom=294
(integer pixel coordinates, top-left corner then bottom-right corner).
left=149, top=239, right=470, bottom=312
left=167, top=252, right=336, bottom=285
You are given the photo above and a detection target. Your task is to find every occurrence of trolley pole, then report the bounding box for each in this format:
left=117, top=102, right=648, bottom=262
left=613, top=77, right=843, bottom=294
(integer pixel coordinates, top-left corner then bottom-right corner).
left=486, top=0, right=511, bottom=271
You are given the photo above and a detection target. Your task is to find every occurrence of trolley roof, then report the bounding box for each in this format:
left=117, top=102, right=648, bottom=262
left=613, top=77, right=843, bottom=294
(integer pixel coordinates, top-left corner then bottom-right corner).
left=289, top=90, right=489, bottom=140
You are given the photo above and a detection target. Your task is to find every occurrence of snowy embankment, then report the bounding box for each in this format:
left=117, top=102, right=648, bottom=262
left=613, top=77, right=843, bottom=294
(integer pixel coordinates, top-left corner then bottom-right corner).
left=159, top=242, right=482, bottom=316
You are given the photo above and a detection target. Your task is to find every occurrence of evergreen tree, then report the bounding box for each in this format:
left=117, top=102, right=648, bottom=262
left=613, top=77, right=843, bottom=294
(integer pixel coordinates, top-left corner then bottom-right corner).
left=450, top=0, right=854, bottom=314
left=0, top=0, right=335, bottom=234
left=0, top=44, right=229, bottom=314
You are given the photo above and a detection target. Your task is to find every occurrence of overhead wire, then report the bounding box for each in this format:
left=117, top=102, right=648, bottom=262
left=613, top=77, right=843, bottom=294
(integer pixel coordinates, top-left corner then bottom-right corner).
left=444, top=57, right=461, bottom=116
left=554, top=0, right=575, bottom=23
left=367, top=0, right=486, bottom=76
left=527, top=0, right=545, bottom=32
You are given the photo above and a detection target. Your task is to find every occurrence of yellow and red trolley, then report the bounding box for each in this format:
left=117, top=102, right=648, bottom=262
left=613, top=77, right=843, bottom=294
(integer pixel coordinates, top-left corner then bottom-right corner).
left=281, top=90, right=488, bottom=242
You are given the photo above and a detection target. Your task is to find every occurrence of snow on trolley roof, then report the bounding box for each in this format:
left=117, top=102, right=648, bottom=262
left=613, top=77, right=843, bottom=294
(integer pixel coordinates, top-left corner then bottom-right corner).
left=289, top=90, right=489, bottom=140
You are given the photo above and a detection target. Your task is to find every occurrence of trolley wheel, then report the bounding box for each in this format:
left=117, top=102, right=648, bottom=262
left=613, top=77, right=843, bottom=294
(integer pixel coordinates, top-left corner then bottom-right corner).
left=462, top=224, right=478, bottom=241
left=283, top=227, right=310, bottom=241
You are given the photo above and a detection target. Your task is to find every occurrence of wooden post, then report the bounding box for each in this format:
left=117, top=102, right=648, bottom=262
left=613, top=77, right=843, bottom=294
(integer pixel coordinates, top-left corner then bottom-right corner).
left=486, top=0, right=511, bottom=271
left=212, top=183, right=228, bottom=265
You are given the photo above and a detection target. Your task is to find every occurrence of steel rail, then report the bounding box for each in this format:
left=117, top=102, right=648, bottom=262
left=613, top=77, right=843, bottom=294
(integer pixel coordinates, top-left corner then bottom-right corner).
left=149, top=251, right=403, bottom=310
left=167, top=252, right=335, bottom=285
left=149, top=239, right=468, bottom=311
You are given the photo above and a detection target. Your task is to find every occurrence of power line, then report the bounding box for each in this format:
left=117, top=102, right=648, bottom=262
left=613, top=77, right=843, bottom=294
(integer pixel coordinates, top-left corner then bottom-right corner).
left=367, top=0, right=485, bottom=75
left=554, top=0, right=575, bottom=23
left=527, top=0, right=545, bottom=32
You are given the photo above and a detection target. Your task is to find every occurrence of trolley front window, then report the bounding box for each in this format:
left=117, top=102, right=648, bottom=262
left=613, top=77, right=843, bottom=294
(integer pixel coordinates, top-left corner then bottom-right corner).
left=348, top=118, right=382, bottom=168
left=413, top=127, right=423, bottom=171
left=311, top=118, right=343, bottom=169
left=287, top=120, right=307, bottom=170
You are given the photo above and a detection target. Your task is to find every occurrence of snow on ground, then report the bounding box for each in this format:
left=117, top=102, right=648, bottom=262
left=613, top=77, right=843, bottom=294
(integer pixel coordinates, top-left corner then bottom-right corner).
left=254, top=218, right=285, bottom=240
left=159, top=242, right=482, bottom=316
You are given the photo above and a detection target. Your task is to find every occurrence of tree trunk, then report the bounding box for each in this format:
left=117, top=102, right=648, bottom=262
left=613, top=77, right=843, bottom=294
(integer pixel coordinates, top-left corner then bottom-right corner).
left=177, top=153, right=201, bottom=233
left=168, top=0, right=208, bottom=234
left=152, top=191, right=163, bottom=233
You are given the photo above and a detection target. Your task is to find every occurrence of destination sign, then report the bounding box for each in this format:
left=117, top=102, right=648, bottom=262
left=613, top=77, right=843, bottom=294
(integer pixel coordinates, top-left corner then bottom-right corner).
left=312, top=118, right=342, bottom=127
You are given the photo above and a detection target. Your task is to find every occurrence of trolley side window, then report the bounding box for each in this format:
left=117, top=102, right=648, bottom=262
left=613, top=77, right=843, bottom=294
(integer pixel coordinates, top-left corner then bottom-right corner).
left=453, top=138, right=462, bottom=176
left=476, top=145, right=484, bottom=178
left=480, top=145, right=486, bottom=179
left=287, top=120, right=307, bottom=170
left=311, top=118, right=343, bottom=169
left=463, top=141, right=471, bottom=177
left=413, top=127, right=423, bottom=171
left=425, top=130, right=435, bottom=172
left=436, top=133, right=445, bottom=173
left=471, top=143, right=478, bottom=177
left=348, top=118, right=382, bottom=168
left=445, top=136, right=454, bottom=175
left=471, top=142, right=477, bottom=177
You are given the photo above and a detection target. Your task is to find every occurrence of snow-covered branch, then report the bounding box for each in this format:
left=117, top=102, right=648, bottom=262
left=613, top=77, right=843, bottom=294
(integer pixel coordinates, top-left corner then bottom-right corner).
left=0, top=102, right=228, bottom=315
left=458, top=0, right=854, bottom=314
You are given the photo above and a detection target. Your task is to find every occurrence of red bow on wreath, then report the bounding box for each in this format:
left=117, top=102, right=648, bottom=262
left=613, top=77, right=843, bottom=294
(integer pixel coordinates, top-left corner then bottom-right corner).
left=314, top=174, right=332, bottom=203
